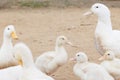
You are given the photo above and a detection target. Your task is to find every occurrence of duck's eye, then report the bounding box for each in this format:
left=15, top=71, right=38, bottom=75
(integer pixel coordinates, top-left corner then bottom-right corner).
left=8, top=28, right=10, bottom=30
left=108, top=54, right=110, bottom=55
left=96, top=6, right=99, bottom=8
left=77, top=55, right=80, bottom=57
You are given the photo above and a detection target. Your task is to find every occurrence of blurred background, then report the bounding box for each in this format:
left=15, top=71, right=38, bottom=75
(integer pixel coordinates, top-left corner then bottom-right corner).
left=0, top=0, right=119, bottom=80
left=0, top=0, right=120, bottom=8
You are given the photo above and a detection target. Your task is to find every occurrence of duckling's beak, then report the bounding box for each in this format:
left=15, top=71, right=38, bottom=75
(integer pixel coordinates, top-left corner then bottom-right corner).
left=18, top=59, right=23, bottom=66
left=66, top=41, right=73, bottom=46
left=98, top=55, right=106, bottom=61
left=66, top=41, right=78, bottom=48
left=11, top=32, right=18, bottom=40
left=83, top=11, right=93, bottom=16
left=70, top=57, right=77, bottom=62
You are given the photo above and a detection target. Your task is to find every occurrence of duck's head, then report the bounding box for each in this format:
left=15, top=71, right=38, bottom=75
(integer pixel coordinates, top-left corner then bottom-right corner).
left=84, top=3, right=110, bottom=17
left=56, top=36, right=73, bottom=46
left=4, top=25, right=18, bottom=40
left=13, top=43, right=23, bottom=66
left=99, top=51, right=115, bottom=61
left=13, top=43, right=33, bottom=67
left=70, top=52, right=88, bottom=63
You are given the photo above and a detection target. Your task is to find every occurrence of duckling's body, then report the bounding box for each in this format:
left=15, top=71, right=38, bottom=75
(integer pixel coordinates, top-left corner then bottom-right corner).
left=72, top=52, right=114, bottom=80
left=100, top=51, right=120, bottom=80
left=35, top=36, right=72, bottom=74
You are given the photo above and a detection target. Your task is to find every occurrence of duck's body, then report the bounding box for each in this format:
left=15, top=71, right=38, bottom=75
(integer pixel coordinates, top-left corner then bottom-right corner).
left=95, top=14, right=120, bottom=57
left=21, top=66, right=54, bottom=80
left=85, top=3, right=120, bottom=57
left=100, top=51, right=120, bottom=80
left=35, top=36, right=72, bottom=74
left=72, top=52, right=114, bottom=80
left=0, top=65, right=22, bottom=80
left=35, top=47, right=67, bottom=74
left=0, top=25, right=18, bottom=68
left=13, top=43, right=54, bottom=80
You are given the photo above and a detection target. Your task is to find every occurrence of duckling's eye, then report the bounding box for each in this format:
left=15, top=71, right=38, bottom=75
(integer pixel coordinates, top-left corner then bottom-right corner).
left=108, top=54, right=110, bottom=55
left=96, top=6, right=99, bottom=8
left=61, top=38, right=64, bottom=40
left=77, top=55, right=80, bottom=57
left=8, top=28, right=10, bottom=30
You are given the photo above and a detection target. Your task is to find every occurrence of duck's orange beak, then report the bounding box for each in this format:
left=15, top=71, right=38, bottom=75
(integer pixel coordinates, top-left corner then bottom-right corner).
left=18, top=59, right=23, bottom=66
left=11, top=31, right=18, bottom=40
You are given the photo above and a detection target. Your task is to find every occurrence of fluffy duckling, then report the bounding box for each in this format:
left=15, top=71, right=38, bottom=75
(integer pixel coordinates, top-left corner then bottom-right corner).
left=99, top=51, right=120, bottom=80
left=71, top=52, right=114, bottom=80
left=0, top=25, right=18, bottom=69
left=13, top=43, right=54, bottom=80
left=84, top=3, right=120, bottom=57
left=35, top=36, right=73, bottom=75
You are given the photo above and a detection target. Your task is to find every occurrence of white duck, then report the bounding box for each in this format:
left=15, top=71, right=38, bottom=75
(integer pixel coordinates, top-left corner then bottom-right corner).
left=99, top=51, right=120, bottom=80
left=0, top=65, right=22, bottom=80
left=13, top=42, right=54, bottom=80
left=71, top=52, right=114, bottom=80
left=84, top=3, right=120, bottom=57
left=0, top=25, right=18, bottom=68
left=35, top=36, right=73, bottom=75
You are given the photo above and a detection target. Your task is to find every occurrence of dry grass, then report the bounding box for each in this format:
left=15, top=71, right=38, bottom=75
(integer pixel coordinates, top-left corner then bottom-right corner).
left=0, top=0, right=104, bottom=8
left=0, top=0, right=119, bottom=8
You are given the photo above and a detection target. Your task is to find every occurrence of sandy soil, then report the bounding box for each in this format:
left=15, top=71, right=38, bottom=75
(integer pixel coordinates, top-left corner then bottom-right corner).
left=0, top=7, right=119, bottom=80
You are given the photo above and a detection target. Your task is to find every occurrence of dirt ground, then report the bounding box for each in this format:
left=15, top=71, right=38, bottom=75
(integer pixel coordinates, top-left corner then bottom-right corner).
left=0, top=7, right=119, bottom=80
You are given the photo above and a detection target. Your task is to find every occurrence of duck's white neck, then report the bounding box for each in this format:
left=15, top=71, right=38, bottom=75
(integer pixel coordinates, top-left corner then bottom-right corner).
left=1, top=35, right=13, bottom=48
left=95, top=15, right=112, bottom=37
left=22, top=52, right=35, bottom=69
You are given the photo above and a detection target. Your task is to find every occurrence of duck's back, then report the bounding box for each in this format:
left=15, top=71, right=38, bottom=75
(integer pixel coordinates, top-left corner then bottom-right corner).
left=0, top=65, right=22, bottom=80
left=35, top=51, right=56, bottom=72
left=21, top=67, right=54, bottom=80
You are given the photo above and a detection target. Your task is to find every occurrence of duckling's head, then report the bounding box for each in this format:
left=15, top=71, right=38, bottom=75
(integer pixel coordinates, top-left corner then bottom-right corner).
left=4, top=25, right=18, bottom=39
left=56, top=36, right=72, bottom=46
left=99, top=51, right=115, bottom=61
left=84, top=3, right=110, bottom=17
left=70, top=52, right=88, bottom=63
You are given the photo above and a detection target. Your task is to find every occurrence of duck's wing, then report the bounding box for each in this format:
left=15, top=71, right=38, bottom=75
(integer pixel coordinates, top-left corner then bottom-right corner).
left=46, top=55, right=54, bottom=61
left=44, top=51, right=55, bottom=60
left=0, top=66, right=22, bottom=80
left=95, top=30, right=120, bottom=56
left=94, top=37, right=105, bottom=55
left=35, top=51, right=55, bottom=66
